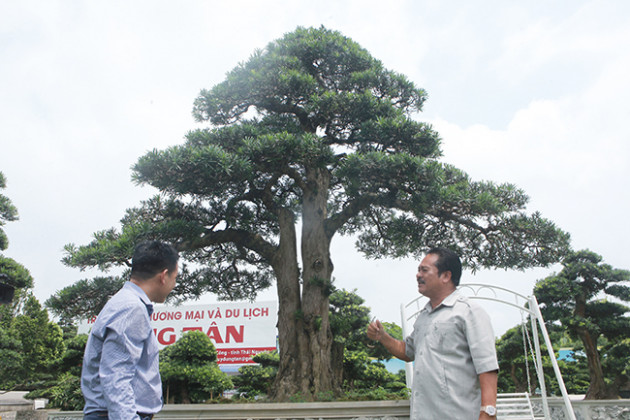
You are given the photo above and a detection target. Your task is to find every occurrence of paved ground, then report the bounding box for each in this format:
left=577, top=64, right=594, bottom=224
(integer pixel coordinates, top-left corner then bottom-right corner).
left=0, top=391, right=31, bottom=405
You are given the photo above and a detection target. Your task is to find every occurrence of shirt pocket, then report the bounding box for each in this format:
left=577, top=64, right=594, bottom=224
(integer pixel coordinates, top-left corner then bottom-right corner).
left=428, top=321, right=459, bottom=353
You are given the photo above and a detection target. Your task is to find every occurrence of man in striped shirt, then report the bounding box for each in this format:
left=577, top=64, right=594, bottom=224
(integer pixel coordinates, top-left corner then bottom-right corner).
left=81, top=241, right=179, bottom=420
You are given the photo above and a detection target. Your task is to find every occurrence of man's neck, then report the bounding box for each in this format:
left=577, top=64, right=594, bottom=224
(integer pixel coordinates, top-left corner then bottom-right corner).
left=429, top=287, right=456, bottom=309
left=130, top=278, right=155, bottom=302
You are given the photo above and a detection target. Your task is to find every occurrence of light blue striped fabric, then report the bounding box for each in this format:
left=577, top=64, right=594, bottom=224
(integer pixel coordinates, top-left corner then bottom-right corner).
left=81, top=282, right=162, bottom=420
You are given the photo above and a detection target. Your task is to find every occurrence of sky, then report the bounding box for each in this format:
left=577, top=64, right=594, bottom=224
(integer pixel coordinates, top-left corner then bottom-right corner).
left=1, top=0, right=629, bottom=337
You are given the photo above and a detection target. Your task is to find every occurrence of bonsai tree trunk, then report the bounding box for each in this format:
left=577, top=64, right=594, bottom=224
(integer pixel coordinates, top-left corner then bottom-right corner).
left=578, top=329, right=617, bottom=399
left=269, top=168, right=336, bottom=401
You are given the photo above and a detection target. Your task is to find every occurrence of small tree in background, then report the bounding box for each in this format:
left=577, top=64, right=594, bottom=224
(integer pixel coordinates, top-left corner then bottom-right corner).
left=160, top=330, right=232, bottom=403
left=534, top=249, right=630, bottom=399
left=232, top=351, right=279, bottom=399
left=329, top=288, right=405, bottom=395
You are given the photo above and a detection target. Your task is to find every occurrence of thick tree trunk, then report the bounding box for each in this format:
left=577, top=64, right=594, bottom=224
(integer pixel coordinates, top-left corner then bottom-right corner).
left=299, top=167, right=335, bottom=397
left=269, top=167, right=337, bottom=401
left=578, top=329, right=617, bottom=399
left=331, top=340, right=345, bottom=390
left=574, top=296, right=617, bottom=399
left=509, top=364, right=527, bottom=393
left=269, top=208, right=303, bottom=401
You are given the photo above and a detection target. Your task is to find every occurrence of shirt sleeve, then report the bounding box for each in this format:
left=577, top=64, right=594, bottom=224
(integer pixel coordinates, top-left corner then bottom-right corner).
left=465, top=304, right=499, bottom=375
left=404, top=330, right=416, bottom=361
left=100, top=303, right=148, bottom=420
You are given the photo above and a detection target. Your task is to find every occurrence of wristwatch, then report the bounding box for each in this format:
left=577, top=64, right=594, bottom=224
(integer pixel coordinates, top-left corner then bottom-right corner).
left=481, top=405, right=497, bottom=416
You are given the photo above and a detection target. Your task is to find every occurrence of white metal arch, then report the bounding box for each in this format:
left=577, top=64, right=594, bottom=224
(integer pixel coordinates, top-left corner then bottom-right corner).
left=400, top=283, right=577, bottom=420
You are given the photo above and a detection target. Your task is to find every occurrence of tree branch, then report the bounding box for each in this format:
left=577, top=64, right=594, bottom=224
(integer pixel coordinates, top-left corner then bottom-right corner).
left=325, top=194, right=378, bottom=238
left=178, top=228, right=277, bottom=264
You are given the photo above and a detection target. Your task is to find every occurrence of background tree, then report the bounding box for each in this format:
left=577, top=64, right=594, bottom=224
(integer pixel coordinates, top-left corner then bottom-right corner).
left=0, top=171, right=33, bottom=304
left=232, top=350, right=279, bottom=399
left=329, top=288, right=403, bottom=389
left=329, top=288, right=371, bottom=386
left=0, top=293, right=65, bottom=390
left=534, top=249, right=630, bottom=399
left=600, top=338, right=630, bottom=397
left=0, top=305, right=23, bottom=388
left=46, top=275, right=125, bottom=323
left=159, top=330, right=232, bottom=403
left=58, top=27, right=570, bottom=400
left=25, top=334, right=88, bottom=411
left=495, top=322, right=590, bottom=396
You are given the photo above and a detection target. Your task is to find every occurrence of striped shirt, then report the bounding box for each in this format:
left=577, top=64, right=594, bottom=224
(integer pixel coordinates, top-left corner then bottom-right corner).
left=81, top=282, right=162, bottom=420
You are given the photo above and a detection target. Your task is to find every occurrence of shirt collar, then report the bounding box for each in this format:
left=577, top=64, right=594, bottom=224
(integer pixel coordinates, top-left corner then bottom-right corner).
left=124, top=281, right=154, bottom=316
left=422, top=289, right=460, bottom=313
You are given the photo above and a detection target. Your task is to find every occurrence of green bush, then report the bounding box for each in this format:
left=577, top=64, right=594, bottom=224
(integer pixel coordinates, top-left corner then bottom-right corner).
left=160, top=330, right=233, bottom=403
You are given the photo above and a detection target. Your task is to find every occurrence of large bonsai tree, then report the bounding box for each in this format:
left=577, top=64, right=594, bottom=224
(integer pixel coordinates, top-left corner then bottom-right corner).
left=57, top=27, right=570, bottom=400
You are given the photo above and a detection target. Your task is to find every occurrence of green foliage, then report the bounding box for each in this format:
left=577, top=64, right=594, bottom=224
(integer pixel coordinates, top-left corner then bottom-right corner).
left=329, top=287, right=401, bottom=360
left=160, top=331, right=232, bottom=403
left=24, top=333, right=87, bottom=410
left=0, top=171, right=19, bottom=251
left=0, top=323, right=23, bottom=388
left=558, top=349, right=591, bottom=395
left=25, top=372, right=83, bottom=411
left=495, top=323, right=591, bottom=396
left=330, top=288, right=407, bottom=393
left=0, top=255, right=33, bottom=290
left=341, top=349, right=406, bottom=393
left=46, top=276, right=125, bottom=321
left=56, top=334, right=88, bottom=377
left=0, top=294, right=65, bottom=390
left=599, top=338, right=630, bottom=393
left=338, top=386, right=409, bottom=402
left=329, top=288, right=371, bottom=349
left=233, top=351, right=279, bottom=398
left=0, top=172, right=33, bottom=290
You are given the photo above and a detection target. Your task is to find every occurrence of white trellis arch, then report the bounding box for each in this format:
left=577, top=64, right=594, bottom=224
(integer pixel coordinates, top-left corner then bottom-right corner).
left=400, top=283, right=577, bottom=420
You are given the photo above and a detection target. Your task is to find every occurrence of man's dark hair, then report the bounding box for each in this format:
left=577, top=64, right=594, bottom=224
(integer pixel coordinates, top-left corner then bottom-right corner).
left=427, top=247, right=462, bottom=287
left=130, top=241, right=179, bottom=281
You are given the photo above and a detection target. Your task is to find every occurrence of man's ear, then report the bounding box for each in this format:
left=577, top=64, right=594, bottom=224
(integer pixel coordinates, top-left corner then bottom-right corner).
left=441, top=270, right=452, bottom=284
left=158, top=268, right=169, bottom=284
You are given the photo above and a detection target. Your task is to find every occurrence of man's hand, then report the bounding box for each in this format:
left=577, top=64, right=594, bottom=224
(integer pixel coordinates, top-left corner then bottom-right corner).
left=367, top=319, right=384, bottom=342
left=366, top=318, right=411, bottom=362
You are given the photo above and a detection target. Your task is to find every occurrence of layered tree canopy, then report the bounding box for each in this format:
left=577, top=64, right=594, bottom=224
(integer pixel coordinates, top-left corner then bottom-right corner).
left=56, top=26, right=570, bottom=399
left=535, top=249, right=630, bottom=399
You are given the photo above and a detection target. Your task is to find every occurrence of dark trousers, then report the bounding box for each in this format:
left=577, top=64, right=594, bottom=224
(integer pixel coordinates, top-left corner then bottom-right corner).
left=84, top=411, right=153, bottom=420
